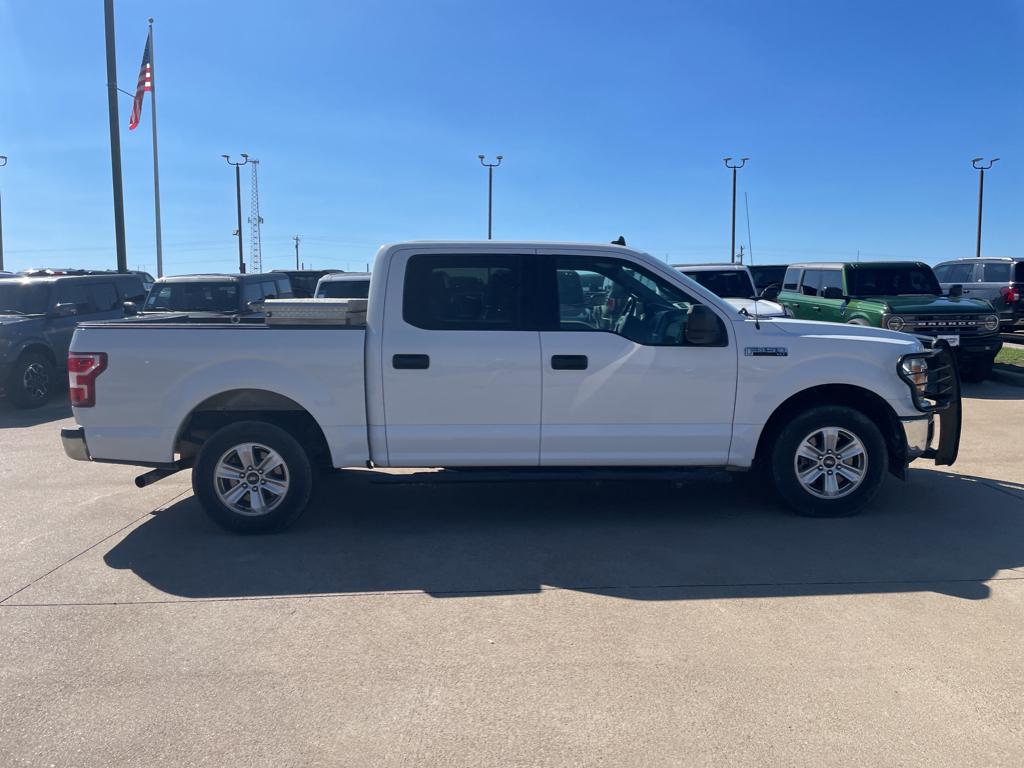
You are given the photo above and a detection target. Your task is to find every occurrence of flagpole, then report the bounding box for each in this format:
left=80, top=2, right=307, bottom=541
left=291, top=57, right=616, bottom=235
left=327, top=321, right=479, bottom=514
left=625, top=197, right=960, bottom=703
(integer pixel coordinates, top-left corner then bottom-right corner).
left=148, top=18, right=164, bottom=278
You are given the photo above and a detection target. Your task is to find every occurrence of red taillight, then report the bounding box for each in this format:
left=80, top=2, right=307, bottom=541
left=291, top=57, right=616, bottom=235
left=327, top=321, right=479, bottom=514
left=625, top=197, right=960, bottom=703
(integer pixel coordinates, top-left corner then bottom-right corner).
left=1001, top=286, right=1020, bottom=303
left=68, top=352, right=107, bottom=407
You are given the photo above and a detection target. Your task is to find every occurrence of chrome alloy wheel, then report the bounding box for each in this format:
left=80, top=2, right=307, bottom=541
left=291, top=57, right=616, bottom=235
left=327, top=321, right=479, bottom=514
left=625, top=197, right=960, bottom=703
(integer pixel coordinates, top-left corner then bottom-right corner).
left=793, top=426, right=868, bottom=500
left=22, top=362, right=50, bottom=401
left=213, top=442, right=290, bottom=516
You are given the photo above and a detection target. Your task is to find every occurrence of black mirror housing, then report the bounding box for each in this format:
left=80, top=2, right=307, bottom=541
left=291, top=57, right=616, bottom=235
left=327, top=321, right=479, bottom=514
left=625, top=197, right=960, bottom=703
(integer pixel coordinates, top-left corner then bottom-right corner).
left=123, top=301, right=138, bottom=316
left=949, top=284, right=963, bottom=298
left=822, top=286, right=845, bottom=300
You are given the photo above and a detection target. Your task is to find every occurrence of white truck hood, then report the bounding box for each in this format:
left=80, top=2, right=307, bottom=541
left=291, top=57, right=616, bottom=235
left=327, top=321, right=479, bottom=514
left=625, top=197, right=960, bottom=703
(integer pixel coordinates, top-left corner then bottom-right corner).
left=723, top=298, right=787, bottom=317
left=771, top=318, right=923, bottom=349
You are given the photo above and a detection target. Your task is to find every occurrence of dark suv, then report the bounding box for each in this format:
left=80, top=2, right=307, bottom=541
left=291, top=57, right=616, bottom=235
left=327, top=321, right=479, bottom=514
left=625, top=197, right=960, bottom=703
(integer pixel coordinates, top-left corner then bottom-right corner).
left=142, top=273, right=292, bottom=316
left=933, top=258, right=1024, bottom=332
left=0, top=273, right=146, bottom=407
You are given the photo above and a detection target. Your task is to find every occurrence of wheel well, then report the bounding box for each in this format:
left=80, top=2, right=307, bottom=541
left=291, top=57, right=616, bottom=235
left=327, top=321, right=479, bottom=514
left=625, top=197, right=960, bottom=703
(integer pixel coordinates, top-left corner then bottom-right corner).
left=754, top=384, right=907, bottom=477
left=17, top=344, right=57, bottom=368
left=175, top=389, right=332, bottom=467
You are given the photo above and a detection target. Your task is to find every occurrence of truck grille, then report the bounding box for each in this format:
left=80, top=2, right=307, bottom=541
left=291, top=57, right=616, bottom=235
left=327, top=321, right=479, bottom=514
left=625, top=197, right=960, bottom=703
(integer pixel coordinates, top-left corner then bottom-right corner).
left=905, top=315, right=984, bottom=334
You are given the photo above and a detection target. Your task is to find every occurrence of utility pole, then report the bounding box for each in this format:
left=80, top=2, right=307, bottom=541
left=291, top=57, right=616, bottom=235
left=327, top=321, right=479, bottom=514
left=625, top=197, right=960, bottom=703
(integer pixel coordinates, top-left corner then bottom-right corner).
left=971, top=157, right=999, bottom=258
left=103, top=0, right=128, bottom=273
left=723, top=157, right=748, bottom=264
left=222, top=154, right=249, bottom=273
left=0, top=155, right=7, bottom=272
left=478, top=154, right=503, bottom=239
left=293, top=235, right=301, bottom=269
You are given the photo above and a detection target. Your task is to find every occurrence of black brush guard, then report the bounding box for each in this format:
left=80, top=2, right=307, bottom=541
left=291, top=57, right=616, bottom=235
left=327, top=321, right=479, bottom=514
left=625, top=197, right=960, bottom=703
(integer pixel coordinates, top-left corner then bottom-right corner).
left=899, top=340, right=962, bottom=466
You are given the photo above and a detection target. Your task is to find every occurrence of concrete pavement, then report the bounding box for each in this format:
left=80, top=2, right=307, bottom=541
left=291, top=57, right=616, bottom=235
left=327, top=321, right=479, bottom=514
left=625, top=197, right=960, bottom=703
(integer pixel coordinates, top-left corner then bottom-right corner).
left=1, top=383, right=1023, bottom=766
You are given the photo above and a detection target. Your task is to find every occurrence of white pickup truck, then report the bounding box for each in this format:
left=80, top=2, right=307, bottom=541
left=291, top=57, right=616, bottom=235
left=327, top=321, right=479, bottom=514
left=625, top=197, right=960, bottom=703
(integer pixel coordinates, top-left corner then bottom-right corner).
left=61, top=241, right=961, bottom=532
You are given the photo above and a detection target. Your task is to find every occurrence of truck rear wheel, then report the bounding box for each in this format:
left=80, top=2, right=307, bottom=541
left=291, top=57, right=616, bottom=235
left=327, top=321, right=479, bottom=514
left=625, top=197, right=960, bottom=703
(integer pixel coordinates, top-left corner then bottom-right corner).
left=193, top=420, right=314, bottom=533
left=770, top=406, right=887, bottom=517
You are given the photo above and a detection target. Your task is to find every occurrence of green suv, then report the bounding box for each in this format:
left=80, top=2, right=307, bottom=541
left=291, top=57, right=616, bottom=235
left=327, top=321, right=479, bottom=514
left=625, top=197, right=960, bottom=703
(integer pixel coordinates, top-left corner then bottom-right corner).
left=777, top=261, right=1002, bottom=382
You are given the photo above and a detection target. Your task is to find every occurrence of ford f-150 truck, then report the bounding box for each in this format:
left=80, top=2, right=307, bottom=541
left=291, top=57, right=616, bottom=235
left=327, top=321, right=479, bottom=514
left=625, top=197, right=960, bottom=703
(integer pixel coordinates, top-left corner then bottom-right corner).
left=60, top=241, right=961, bottom=532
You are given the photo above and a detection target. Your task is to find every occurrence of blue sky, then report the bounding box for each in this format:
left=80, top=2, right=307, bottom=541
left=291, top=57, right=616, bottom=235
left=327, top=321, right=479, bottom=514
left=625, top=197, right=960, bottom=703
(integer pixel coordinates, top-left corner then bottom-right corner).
left=0, top=0, right=1021, bottom=275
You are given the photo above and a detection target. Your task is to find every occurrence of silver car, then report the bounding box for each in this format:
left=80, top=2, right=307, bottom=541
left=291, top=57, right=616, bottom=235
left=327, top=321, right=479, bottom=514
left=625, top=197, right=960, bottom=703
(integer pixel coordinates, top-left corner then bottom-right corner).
left=933, top=258, right=1024, bottom=331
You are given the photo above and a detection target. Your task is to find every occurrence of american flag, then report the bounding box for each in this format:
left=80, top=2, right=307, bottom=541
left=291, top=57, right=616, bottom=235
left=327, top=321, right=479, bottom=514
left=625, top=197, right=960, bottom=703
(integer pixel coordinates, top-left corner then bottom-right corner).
left=128, top=33, right=152, bottom=131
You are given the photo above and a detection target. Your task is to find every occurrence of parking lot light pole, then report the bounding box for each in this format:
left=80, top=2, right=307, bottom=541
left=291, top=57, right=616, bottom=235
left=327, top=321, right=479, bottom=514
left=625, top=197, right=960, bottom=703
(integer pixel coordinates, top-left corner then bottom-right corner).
left=222, top=154, right=249, bottom=273
left=478, top=155, right=503, bottom=240
left=971, top=157, right=998, bottom=258
left=0, top=155, right=7, bottom=272
left=724, top=157, right=748, bottom=264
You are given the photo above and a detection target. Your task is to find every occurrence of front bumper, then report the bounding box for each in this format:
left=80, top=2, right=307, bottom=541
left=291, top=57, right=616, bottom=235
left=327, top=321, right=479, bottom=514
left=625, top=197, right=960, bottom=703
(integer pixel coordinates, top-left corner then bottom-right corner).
left=61, top=426, right=91, bottom=462
left=901, top=416, right=932, bottom=460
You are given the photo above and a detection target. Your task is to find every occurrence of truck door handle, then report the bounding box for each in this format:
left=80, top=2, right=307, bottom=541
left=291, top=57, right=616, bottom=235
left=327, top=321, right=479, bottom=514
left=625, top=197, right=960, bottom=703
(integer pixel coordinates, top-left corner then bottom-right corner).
left=392, top=354, right=430, bottom=370
left=551, top=355, right=588, bottom=370
left=811, top=305, right=821, bottom=311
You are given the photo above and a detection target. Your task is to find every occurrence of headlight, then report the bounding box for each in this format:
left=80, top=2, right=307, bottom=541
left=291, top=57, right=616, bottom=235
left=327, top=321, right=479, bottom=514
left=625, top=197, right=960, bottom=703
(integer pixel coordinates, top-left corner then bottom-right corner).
left=885, top=315, right=905, bottom=331
left=982, top=314, right=999, bottom=332
left=900, top=357, right=928, bottom=396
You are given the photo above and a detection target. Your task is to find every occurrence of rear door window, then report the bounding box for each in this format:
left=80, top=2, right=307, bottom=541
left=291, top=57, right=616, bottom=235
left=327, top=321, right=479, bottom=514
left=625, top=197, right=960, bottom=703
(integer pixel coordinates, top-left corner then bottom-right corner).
left=403, top=254, right=523, bottom=330
left=981, top=263, right=1011, bottom=282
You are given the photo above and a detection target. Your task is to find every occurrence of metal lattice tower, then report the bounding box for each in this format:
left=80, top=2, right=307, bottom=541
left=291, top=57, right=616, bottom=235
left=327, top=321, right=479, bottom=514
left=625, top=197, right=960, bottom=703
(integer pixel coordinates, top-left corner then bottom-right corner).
left=247, top=159, right=263, bottom=273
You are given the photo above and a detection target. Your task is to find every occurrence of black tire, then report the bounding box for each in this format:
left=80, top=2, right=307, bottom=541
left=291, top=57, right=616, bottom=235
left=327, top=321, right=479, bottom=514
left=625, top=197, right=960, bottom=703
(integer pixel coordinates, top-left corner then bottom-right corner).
left=959, top=356, right=994, bottom=383
left=192, top=420, right=314, bottom=533
left=770, top=405, right=888, bottom=518
left=6, top=352, right=56, bottom=409
left=846, top=318, right=871, bottom=326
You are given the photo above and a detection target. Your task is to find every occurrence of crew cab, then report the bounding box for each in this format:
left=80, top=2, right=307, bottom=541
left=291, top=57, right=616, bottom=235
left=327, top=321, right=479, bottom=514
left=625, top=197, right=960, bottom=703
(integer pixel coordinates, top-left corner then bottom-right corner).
left=778, top=261, right=1002, bottom=381
left=60, top=241, right=960, bottom=532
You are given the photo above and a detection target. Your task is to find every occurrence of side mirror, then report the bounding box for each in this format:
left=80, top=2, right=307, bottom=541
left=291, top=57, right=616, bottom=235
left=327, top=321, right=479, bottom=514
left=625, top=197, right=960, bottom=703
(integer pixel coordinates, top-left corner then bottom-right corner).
left=51, top=302, right=78, bottom=317
left=685, top=304, right=726, bottom=346
left=122, top=301, right=138, bottom=316
left=759, top=285, right=780, bottom=301
left=822, top=286, right=845, bottom=300
left=949, top=284, right=963, bottom=298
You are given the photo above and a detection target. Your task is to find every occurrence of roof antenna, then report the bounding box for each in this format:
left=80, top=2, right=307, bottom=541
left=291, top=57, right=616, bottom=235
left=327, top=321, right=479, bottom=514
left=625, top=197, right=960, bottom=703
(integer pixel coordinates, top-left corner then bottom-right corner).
left=744, top=191, right=754, bottom=266
left=611, top=235, right=626, bottom=246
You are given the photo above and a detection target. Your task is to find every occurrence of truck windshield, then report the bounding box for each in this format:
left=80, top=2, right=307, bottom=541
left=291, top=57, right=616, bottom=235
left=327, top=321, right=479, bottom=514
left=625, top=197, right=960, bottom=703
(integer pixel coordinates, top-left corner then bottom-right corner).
left=0, top=283, right=51, bottom=315
left=848, top=267, right=941, bottom=297
left=145, top=282, right=240, bottom=312
left=682, top=270, right=754, bottom=299
left=317, top=280, right=370, bottom=299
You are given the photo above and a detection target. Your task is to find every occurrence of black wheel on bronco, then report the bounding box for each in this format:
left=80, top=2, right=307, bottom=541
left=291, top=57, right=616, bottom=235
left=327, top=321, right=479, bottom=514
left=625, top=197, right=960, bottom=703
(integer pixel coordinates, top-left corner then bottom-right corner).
left=6, top=352, right=56, bottom=409
left=770, top=405, right=888, bottom=518
left=192, top=420, right=314, bottom=533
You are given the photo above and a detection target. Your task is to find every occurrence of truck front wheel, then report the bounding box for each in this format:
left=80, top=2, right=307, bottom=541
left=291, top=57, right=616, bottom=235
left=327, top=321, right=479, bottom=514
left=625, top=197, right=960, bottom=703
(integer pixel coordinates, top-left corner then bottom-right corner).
left=770, top=406, right=887, bottom=517
left=193, top=420, right=314, bottom=533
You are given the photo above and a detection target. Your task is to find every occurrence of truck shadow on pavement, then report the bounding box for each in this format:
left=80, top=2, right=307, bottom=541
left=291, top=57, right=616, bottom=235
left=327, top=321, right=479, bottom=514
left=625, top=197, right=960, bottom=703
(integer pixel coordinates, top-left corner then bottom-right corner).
left=103, top=465, right=1024, bottom=602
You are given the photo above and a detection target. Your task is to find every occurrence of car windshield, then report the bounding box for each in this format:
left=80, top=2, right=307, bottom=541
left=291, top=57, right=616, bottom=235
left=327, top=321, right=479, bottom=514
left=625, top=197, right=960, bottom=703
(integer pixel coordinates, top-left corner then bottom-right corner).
left=682, top=270, right=754, bottom=299
left=748, top=265, right=786, bottom=292
left=0, top=283, right=51, bottom=315
left=848, top=266, right=941, bottom=296
left=144, top=282, right=240, bottom=312
left=316, top=280, right=370, bottom=299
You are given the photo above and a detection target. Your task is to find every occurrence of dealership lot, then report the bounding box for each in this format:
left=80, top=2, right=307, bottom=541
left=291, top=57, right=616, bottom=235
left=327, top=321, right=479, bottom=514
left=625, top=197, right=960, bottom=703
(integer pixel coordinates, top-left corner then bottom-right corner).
left=1, top=385, right=1023, bottom=767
